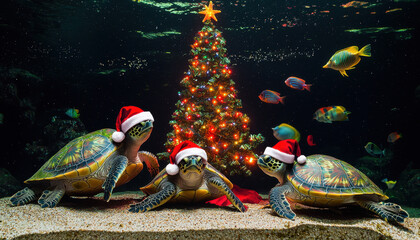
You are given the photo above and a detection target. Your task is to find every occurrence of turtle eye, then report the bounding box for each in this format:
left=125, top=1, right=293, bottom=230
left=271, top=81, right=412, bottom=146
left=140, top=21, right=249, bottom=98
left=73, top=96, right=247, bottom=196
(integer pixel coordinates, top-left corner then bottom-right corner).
left=196, top=157, right=201, bottom=161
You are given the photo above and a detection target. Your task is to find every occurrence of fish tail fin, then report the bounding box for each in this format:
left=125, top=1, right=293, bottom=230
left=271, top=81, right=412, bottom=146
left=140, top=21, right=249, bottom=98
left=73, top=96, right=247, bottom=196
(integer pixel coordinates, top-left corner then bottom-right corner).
left=359, top=44, right=371, bottom=57
left=305, top=84, right=312, bottom=92
left=280, top=96, right=286, bottom=104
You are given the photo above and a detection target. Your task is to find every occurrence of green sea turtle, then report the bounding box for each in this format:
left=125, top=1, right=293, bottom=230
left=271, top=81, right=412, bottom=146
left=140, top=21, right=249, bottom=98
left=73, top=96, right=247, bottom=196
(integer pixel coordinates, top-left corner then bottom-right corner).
left=129, top=140, right=246, bottom=213
left=257, top=153, right=409, bottom=223
left=10, top=106, right=159, bottom=208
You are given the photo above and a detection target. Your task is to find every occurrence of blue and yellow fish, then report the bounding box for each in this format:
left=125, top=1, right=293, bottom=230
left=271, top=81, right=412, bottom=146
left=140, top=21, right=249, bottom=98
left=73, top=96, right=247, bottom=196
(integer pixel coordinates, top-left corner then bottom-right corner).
left=272, top=123, right=300, bottom=142
left=313, top=106, right=350, bottom=123
left=259, top=90, right=285, bottom=104
left=323, top=44, right=371, bottom=77
left=65, top=108, right=80, bottom=119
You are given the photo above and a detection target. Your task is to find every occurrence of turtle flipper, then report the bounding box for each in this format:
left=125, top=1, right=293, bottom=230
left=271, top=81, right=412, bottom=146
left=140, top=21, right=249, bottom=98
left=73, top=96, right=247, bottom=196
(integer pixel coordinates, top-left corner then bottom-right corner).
left=103, top=155, right=128, bottom=202
left=38, top=186, right=65, bottom=208
left=357, top=201, right=409, bottom=223
left=129, top=181, right=176, bottom=213
left=269, top=184, right=296, bottom=220
left=208, top=176, right=246, bottom=212
left=138, top=151, right=159, bottom=177
left=10, top=187, right=36, bottom=206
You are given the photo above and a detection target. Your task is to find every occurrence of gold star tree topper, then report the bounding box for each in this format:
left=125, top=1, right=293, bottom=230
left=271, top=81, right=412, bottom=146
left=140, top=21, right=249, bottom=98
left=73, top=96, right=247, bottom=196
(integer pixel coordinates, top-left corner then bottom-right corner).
left=199, top=1, right=221, bottom=22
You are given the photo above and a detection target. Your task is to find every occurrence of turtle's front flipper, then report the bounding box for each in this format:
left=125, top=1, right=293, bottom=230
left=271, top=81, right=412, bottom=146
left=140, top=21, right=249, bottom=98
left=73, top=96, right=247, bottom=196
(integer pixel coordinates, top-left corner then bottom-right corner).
left=103, top=155, right=128, bottom=202
left=38, top=185, right=65, bottom=208
left=357, top=201, right=409, bottom=223
left=138, top=151, right=159, bottom=177
left=208, top=176, right=246, bottom=212
left=10, top=187, right=36, bottom=206
left=129, top=181, right=176, bottom=213
left=269, top=184, right=296, bottom=220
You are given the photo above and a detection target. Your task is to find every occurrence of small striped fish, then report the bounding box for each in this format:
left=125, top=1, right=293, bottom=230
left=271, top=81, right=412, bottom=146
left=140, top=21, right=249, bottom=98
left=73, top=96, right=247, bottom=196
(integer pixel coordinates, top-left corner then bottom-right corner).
left=323, top=44, right=371, bottom=77
left=285, top=77, right=311, bottom=91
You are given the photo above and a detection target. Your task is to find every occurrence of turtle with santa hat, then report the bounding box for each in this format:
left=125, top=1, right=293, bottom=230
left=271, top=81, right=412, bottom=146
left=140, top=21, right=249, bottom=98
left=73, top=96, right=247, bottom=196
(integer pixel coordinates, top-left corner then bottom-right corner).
left=257, top=139, right=408, bottom=223
left=129, top=140, right=246, bottom=213
left=10, top=106, right=159, bottom=208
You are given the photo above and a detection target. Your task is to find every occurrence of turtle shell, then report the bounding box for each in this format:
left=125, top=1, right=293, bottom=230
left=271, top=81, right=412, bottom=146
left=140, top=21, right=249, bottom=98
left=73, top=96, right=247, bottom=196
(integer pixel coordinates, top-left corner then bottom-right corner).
left=141, top=163, right=233, bottom=195
left=26, top=129, right=117, bottom=183
left=287, top=154, right=387, bottom=199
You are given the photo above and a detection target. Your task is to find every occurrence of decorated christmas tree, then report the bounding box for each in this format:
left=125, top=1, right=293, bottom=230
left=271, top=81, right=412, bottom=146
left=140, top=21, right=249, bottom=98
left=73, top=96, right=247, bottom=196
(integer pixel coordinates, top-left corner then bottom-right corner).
left=159, top=1, right=264, bottom=176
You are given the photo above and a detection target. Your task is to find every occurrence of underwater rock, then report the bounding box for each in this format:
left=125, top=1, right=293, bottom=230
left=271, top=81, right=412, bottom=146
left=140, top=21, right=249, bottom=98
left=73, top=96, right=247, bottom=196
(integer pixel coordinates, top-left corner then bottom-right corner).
left=0, top=168, right=22, bottom=198
left=387, top=167, right=420, bottom=207
left=354, top=155, right=391, bottom=184
left=0, top=67, right=43, bottom=125
left=25, top=115, right=87, bottom=164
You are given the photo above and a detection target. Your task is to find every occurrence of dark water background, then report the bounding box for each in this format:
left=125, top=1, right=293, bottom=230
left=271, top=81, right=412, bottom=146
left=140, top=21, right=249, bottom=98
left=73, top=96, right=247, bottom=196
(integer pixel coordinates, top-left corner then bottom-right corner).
left=1, top=0, right=419, bottom=203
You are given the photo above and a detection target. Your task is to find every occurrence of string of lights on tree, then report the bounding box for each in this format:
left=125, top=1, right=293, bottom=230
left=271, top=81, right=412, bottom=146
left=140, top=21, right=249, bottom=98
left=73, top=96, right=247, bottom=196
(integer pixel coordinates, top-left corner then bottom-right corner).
left=158, top=1, right=264, bottom=176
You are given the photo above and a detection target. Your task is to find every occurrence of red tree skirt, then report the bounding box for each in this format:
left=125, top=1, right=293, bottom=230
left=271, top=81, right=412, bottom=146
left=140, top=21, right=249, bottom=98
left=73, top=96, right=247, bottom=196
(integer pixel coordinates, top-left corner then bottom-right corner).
left=206, top=184, right=262, bottom=207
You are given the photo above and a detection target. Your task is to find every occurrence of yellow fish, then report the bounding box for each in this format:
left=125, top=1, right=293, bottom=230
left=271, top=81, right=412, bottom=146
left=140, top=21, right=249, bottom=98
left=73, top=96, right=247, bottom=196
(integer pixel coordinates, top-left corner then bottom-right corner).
left=323, top=44, right=371, bottom=77
left=381, top=178, right=397, bottom=189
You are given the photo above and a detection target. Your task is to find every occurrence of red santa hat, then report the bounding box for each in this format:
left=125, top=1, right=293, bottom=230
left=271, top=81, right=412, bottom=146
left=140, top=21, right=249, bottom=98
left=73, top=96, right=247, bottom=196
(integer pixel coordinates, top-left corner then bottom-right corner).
left=263, top=139, right=306, bottom=164
left=166, top=140, right=208, bottom=175
left=112, top=106, right=154, bottom=143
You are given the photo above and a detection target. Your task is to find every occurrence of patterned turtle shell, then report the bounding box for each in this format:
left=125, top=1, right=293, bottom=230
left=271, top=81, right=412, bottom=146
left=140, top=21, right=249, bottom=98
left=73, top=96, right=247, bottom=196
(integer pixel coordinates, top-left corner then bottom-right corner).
left=141, top=163, right=233, bottom=195
left=26, top=129, right=118, bottom=182
left=287, top=154, right=387, bottom=199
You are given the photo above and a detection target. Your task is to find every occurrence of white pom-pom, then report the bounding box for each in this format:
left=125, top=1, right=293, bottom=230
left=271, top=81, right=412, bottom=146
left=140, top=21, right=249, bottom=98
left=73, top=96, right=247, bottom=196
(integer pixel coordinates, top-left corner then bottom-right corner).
left=297, top=155, right=306, bottom=164
left=112, top=131, right=125, bottom=143
left=166, top=164, right=179, bottom=175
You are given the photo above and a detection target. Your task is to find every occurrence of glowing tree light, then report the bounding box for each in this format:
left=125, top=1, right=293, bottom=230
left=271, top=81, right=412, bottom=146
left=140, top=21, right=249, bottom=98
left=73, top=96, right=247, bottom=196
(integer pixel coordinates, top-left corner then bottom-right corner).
left=159, top=1, right=264, bottom=176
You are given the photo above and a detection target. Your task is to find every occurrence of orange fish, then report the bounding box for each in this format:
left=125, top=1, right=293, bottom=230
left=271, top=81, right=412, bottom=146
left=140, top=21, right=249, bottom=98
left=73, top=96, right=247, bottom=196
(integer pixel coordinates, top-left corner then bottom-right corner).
left=307, top=135, right=316, bottom=146
left=387, top=132, right=402, bottom=143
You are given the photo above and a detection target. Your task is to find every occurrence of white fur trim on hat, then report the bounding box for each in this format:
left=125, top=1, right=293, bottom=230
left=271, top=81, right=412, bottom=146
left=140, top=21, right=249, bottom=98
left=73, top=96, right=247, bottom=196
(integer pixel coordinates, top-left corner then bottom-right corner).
left=166, top=163, right=179, bottom=175
left=121, top=111, right=154, bottom=133
left=297, top=155, right=307, bottom=164
left=175, top=147, right=207, bottom=164
left=112, top=131, right=125, bottom=143
left=263, top=147, right=295, bottom=164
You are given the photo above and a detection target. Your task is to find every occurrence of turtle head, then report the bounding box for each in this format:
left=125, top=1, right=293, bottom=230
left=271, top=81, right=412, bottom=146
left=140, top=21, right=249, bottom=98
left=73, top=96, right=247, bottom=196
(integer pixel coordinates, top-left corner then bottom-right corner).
left=177, top=155, right=205, bottom=182
left=257, top=154, right=287, bottom=184
left=126, top=120, right=153, bottom=145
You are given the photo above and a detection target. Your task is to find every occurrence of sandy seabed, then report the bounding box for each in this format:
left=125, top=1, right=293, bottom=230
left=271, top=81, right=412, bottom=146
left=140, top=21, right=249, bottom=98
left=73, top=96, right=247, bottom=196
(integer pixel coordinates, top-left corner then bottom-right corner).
left=0, top=192, right=418, bottom=240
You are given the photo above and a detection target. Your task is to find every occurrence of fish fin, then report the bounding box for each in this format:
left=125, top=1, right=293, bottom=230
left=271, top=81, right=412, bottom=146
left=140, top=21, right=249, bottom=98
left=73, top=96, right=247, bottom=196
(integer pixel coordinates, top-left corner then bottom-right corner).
left=279, top=96, right=286, bottom=104
left=305, top=84, right=312, bottom=91
left=359, top=44, right=371, bottom=57
left=339, top=70, right=349, bottom=77
left=335, top=46, right=359, bottom=54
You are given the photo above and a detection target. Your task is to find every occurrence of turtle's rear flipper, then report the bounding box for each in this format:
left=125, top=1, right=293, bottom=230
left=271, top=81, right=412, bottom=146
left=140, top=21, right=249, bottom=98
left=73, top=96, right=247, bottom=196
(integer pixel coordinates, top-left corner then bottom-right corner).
left=138, top=151, right=159, bottom=177
left=357, top=201, right=409, bottom=223
left=38, top=186, right=65, bottom=208
left=269, top=185, right=296, bottom=220
left=103, top=155, right=128, bottom=202
left=208, top=176, right=246, bottom=212
left=129, top=181, right=176, bottom=213
left=10, top=187, right=36, bottom=206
